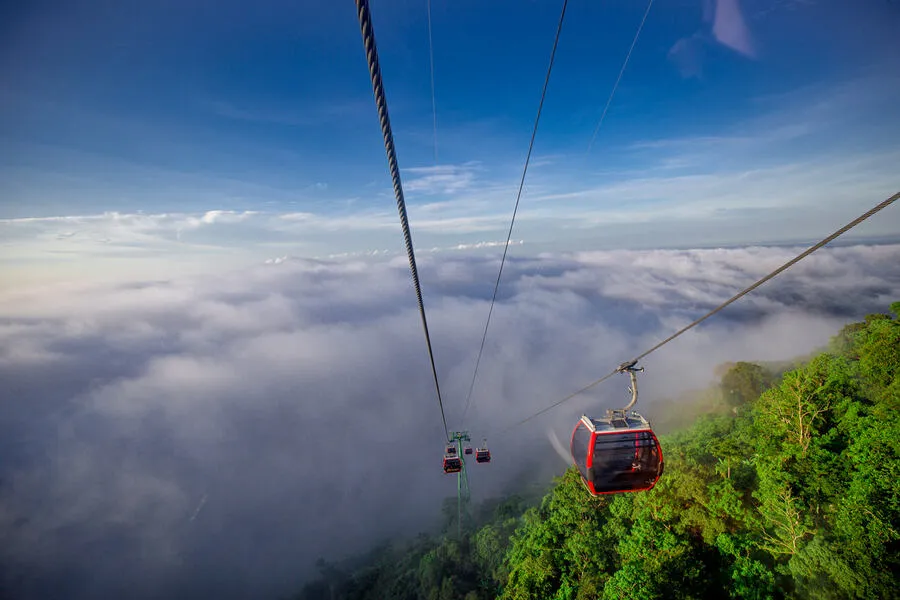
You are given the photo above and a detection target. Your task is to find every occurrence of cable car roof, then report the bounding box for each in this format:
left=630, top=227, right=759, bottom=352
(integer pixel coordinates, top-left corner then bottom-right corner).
left=580, top=412, right=650, bottom=433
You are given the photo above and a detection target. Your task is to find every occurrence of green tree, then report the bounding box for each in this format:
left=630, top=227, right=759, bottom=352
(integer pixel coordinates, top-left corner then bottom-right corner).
left=295, top=300, right=900, bottom=600
left=721, top=362, right=776, bottom=407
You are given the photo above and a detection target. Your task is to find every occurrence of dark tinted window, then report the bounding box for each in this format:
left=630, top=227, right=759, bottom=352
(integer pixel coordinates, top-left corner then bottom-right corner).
left=570, top=422, right=591, bottom=479
left=589, top=431, right=661, bottom=492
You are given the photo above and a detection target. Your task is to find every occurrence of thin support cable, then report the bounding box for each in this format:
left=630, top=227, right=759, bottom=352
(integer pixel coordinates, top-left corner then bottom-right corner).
left=630, top=191, right=900, bottom=362
left=586, top=0, right=654, bottom=154
left=426, top=0, right=438, bottom=164
left=508, top=371, right=618, bottom=430
left=355, top=0, right=450, bottom=441
left=508, top=190, right=900, bottom=430
left=462, top=0, right=569, bottom=421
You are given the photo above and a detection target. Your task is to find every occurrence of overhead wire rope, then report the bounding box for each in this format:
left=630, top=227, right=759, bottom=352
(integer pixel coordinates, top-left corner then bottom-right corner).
left=426, top=0, right=439, bottom=164
left=355, top=0, right=450, bottom=441
left=586, top=0, right=654, bottom=154
left=507, top=190, right=900, bottom=430
left=461, top=0, right=570, bottom=422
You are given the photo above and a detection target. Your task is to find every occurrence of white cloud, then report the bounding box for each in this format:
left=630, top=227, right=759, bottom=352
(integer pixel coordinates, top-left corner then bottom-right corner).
left=402, top=162, right=482, bottom=195
left=3, top=149, right=898, bottom=292
left=4, top=71, right=899, bottom=291
left=529, top=151, right=900, bottom=228
left=2, top=243, right=900, bottom=599
left=631, top=73, right=900, bottom=168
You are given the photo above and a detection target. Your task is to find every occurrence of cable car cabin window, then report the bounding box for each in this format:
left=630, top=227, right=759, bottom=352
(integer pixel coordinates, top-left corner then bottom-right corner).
left=589, top=431, right=661, bottom=493
left=570, top=421, right=591, bottom=481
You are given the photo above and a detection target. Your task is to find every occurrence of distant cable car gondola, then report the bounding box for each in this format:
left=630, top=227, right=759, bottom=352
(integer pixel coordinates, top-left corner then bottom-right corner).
left=464, top=446, right=473, bottom=455
left=443, top=446, right=462, bottom=474
left=443, top=456, right=461, bottom=473
left=570, top=362, right=663, bottom=495
left=475, top=440, right=491, bottom=463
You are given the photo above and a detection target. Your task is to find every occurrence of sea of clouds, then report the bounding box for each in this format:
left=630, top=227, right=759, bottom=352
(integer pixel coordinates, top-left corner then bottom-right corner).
left=2, top=243, right=899, bottom=599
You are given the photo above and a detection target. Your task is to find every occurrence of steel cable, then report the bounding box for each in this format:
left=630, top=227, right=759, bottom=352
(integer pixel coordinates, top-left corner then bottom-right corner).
left=355, top=0, right=450, bottom=441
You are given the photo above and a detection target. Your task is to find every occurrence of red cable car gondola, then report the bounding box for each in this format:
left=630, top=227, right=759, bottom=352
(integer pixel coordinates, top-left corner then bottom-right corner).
left=464, top=446, right=473, bottom=455
left=443, top=456, right=462, bottom=473
left=570, top=362, right=663, bottom=495
left=474, top=439, right=491, bottom=463
left=443, top=443, right=462, bottom=474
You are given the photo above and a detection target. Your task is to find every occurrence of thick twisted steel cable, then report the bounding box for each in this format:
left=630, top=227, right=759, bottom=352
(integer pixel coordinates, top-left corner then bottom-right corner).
left=355, top=0, right=450, bottom=441
left=508, top=190, right=900, bottom=430
left=461, top=0, right=570, bottom=422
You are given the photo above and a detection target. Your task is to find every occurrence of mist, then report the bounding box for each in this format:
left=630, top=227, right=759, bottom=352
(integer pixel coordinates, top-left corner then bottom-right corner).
left=2, top=242, right=899, bottom=599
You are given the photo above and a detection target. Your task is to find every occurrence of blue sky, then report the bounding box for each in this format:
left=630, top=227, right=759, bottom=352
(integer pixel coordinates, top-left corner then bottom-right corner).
left=1, top=0, right=899, bottom=284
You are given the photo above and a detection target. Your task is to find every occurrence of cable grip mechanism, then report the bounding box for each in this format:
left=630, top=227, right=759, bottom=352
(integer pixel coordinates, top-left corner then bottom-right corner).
left=616, top=360, right=644, bottom=411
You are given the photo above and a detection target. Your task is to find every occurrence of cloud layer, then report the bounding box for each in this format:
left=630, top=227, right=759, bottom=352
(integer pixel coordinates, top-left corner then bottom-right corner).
left=2, top=243, right=900, bottom=598
left=3, top=140, right=899, bottom=291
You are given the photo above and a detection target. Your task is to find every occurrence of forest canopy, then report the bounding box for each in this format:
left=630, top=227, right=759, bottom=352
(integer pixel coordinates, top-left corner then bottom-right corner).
left=297, top=301, right=900, bottom=600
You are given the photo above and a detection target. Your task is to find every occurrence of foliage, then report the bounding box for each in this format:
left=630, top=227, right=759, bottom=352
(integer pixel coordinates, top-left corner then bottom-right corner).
left=296, top=301, right=900, bottom=599
left=721, top=361, right=778, bottom=407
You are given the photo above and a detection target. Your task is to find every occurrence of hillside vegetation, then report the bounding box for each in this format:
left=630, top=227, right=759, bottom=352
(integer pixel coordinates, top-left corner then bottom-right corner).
left=297, top=302, right=900, bottom=600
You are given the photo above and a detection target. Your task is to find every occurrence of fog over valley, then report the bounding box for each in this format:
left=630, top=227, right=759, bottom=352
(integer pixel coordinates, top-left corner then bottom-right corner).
left=2, top=242, right=899, bottom=599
